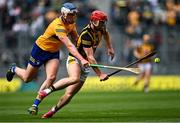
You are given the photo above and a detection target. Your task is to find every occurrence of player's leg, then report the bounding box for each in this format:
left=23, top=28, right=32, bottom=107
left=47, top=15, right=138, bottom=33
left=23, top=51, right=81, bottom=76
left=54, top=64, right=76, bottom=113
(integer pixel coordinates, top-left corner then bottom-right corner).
left=28, top=59, right=59, bottom=115
left=48, top=60, right=82, bottom=106
left=6, top=63, right=39, bottom=82
left=143, top=63, right=152, bottom=93
left=42, top=81, right=84, bottom=118
left=57, top=82, right=84, bottom=110
left=6, top=43, right=42, bottom=82
left=133, top=64, right=144, bottom=85
left=16, top=64, right=39, bottom=82
left=43, top=56, right=81, bottom=91
left=28, top=56, right=79, bottom=115
left=39, top=58, right=59, bottom=91
left=7, top=64, right=39, bottom=115
left=38, top=59, right=81, bottom=100
left=40, top=59, right=81, bottom=118
left=41, top=58, right=90, bottom=118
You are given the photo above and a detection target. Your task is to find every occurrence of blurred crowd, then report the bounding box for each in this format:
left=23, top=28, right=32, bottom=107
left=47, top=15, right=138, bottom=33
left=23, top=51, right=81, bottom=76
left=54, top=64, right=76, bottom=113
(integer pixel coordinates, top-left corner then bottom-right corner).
left=111, top=0, right=180, bottom=28
left=110, top=0, right=180, bottom=63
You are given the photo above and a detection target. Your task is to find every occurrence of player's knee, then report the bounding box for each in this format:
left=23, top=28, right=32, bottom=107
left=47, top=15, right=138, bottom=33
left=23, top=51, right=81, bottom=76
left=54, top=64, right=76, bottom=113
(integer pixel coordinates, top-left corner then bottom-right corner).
left=45, top=82, right=53, bottom=88
left=66, top=92, right=74, bottom=99
left=46, top=75, right=56, bottom=82
left=70, top=76, right=80, bottom=84
left=23, top=76, right=33, bottom=83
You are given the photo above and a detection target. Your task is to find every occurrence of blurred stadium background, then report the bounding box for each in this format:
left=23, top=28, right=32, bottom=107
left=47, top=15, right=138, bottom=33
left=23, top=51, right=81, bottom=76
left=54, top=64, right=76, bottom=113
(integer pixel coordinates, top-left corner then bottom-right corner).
left=0, top=0, right=180, bottom=122
left=1, top=0, right=180, bottom=92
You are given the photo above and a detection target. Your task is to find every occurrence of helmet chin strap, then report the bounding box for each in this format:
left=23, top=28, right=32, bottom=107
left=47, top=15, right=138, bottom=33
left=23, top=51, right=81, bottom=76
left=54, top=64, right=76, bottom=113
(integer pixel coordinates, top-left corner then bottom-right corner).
left=61, top=15, right=68, bottom=24
left=92, top=21, right=99, bottom=27
left=90, top=21, right=97, bottom=31
left=90, top=21, right=105, bottom=31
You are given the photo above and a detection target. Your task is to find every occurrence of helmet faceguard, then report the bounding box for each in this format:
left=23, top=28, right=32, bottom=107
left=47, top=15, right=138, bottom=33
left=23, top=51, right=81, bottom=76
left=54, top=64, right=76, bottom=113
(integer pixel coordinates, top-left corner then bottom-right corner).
left=90, top=10, right=108, bottom=30
left=61, top=3, right=78, bottom=24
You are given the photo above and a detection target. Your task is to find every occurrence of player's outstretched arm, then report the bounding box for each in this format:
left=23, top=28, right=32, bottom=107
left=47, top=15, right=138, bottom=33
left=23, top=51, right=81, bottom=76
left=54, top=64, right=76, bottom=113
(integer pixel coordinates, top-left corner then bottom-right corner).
left=133, top=47, right=142, bottom=59
left=59, top=36, right=89, bottom=67
left=103, top=31, right=115, bottom=60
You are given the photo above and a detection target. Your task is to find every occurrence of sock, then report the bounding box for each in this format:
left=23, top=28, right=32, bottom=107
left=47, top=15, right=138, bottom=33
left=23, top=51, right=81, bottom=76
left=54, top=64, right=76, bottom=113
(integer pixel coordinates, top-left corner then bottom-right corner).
left=144, top=84, right=149, bottom=92
left=44, top=85, right=56, bottom=95
left=52, top=105, right=59, bottom=113
left=11, top=66, right=16, bottom=73
left=50, top=85, right=56, bottom=91
left=32, top=99, right=41, bottom=107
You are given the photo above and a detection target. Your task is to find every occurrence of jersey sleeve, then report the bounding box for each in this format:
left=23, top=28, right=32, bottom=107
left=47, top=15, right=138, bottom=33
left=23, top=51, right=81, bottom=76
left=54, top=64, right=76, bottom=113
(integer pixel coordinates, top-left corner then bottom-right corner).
left=55, top=25, right=67, bottom=37
left=81, top=33, right=93, bottom=48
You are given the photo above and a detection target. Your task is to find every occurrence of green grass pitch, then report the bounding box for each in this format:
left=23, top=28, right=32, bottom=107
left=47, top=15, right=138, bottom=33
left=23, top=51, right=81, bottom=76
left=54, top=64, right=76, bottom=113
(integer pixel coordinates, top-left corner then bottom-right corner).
left=0, top=90, right=180, bottom=122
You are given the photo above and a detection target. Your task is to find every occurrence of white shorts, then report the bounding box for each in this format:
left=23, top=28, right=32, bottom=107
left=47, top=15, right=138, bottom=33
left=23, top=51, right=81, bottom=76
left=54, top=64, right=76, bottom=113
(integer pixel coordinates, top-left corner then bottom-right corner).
left=66, top=55, right=90, bottom=82
left=138, top=63, right=152, bottom=72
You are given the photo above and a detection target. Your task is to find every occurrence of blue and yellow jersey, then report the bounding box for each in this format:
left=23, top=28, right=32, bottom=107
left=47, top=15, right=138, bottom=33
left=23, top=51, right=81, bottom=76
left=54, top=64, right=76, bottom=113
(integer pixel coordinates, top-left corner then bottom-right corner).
left=36, top=17, right=77, bottom=52
left=72, top=25, right=105, bottom=58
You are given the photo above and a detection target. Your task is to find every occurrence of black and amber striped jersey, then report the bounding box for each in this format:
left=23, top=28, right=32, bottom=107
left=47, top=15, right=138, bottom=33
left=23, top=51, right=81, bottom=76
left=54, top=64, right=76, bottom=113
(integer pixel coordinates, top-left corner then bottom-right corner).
left=71, top=25, right=106, bottom=58
left=137, top=42, right=154, bottom=63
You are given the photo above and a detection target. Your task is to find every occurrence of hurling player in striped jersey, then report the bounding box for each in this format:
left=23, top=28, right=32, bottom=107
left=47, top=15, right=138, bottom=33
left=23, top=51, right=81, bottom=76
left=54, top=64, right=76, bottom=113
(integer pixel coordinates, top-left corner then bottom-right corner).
left=37, top=10, right=115, bottom=118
